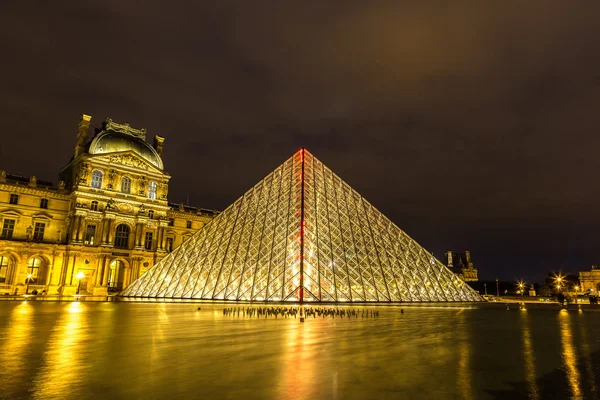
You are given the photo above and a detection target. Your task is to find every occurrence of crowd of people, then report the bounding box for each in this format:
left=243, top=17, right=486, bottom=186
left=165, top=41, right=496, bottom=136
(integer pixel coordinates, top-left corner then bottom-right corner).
left=222, top=306, right=381, bottom=319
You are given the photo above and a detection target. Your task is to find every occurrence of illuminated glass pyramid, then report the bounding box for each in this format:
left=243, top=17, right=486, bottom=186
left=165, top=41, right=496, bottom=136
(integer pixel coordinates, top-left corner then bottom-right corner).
left=122, top=149, right=481, bottom=302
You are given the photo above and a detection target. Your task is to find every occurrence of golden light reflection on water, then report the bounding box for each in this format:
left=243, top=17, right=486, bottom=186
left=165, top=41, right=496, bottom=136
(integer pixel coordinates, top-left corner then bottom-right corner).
left=519, top=310, right=539, bottom=400
left=559, top=309, right=582, bottom=400
left=456, top=309, right=474, bottom=400
left=31, top=302, right=89, bottom=400
left=577, top=313, right=598, bottom=400
left=280, top=312, right=319, bottom=400
left=0, top=302, right=34, bottom=384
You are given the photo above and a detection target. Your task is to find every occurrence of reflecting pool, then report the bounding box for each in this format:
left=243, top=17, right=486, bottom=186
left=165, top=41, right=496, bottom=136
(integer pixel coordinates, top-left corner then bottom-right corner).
left=0, top=302, right=599, bottom=400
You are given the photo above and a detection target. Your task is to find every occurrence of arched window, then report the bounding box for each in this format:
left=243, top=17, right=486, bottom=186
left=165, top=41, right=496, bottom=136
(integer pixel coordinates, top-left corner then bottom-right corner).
left=148, top=181, right=157, bottom=200
left=114, top=224, right=130, bottom=249
left=91, top=170, right=103, bottom=189
left=0, top=256, right=10, bottom=283
left=108, top=260, right=124, bottom=291
left=121, top=176, right=132, bottom=194
left=27, top=257, right=43, bottom=284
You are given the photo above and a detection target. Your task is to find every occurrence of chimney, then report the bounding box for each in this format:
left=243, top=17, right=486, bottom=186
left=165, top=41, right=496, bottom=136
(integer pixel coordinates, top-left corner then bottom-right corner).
left=75, top=114, right=92, bottom=158
left=153, top=135, right=165, bottom=156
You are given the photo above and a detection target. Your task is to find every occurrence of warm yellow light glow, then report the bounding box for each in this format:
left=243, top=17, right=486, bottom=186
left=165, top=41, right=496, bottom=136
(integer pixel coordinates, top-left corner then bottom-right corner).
left=76, top=271, right=85, bottom=280
left=27, top=273, right=32, bottom=279
left=558, top=310, right=582, bottom=399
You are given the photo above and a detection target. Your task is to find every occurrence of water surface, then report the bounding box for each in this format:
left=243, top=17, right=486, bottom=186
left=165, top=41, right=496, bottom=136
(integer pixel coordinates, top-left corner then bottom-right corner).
left=0, top=301, right=599, bottom=400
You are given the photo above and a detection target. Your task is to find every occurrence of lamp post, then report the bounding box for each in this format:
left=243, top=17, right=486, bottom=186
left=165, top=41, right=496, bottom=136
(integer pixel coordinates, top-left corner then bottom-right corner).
left=496, top=278, right=499, bottom=297
left=518, top=281, right=525, bottom=298
left=25, top=273, right=32, bottom=294
left=76, top=271, right=85, bottom=295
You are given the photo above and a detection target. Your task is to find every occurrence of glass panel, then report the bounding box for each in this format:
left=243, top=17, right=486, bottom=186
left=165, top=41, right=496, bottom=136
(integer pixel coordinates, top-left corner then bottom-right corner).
left=122, top=149, right=481, bottom=303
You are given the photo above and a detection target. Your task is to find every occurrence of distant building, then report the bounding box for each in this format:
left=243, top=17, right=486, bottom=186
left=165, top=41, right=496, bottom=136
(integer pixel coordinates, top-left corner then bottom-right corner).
left=579, top=265, right=600, bottom=293
left=445, top=251, right=479, bottom=282
left=0, top=115, right=218, bottom=296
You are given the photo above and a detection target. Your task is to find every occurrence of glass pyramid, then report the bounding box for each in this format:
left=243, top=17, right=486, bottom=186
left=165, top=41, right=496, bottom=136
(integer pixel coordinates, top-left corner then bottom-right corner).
left=122, top=149, right=482, bottom=302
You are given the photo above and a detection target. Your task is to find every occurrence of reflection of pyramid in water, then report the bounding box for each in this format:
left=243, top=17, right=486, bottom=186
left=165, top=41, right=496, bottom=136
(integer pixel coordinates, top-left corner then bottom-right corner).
left=122, top=149, right=481, bottom=302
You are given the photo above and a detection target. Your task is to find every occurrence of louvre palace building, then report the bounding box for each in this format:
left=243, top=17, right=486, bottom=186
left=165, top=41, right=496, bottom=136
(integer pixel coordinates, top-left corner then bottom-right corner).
left=0, top=114, right=217, bottom=296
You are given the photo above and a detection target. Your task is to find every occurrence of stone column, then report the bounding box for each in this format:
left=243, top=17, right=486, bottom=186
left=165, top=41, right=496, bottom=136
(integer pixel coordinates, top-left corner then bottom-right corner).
left=103, top=257, right=111, bottom=285
left=96, top=219, right=105, bottom=246
left=156, top=227, right=163, bottom=250
left=59, top=252, right=70, bottom=285
left=77, top=217, right=86, bottom=242
left=70, top=216, right=80, bottom=243
left=161, top=227, right=167, bottom=250
left=107, top=220, right=115, bottom=245
left=68, top=253, right=78, bottom=285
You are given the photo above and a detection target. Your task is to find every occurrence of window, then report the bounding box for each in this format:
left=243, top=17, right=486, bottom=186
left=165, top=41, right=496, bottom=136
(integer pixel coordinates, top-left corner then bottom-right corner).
left=168, top=218, right=174, bottom=226
left=91, top=170, right=103, bottom=189
left=1, top=219, right=15, bottom=239
left=186, top=220, right=192, bottom=229
left=91, top=201, right=98, bottom=211
left=9, top=194, right=18, bottom=205
left=148, top=210, right=154, bottom=219
left=121, top=176, right=132, bottom=194
left=40, top=198, right=48, bottom=209
left=107, top=260, right=123, bottom=289
left=0, top=256, right=9, bottom=283
left=144, top=232, right=153, bottom=250
left=33, top=222, right=45, bottom=241
left=148, top=181, right=157, bottom=200
left=114, top=224, right=130, bottom=249
left=85, top=225, right=96, bottom=245
left=27, top=257, right=42, bottom=284
left=166, top=237, right=174, bottom=252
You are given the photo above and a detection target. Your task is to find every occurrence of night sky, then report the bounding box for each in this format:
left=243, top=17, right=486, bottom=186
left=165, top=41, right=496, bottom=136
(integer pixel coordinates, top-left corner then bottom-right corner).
left=1, top=2, right=600, bottom=284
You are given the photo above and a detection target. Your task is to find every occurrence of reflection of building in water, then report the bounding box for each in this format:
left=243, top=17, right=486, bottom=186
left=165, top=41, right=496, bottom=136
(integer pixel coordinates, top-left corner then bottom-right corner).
left=579, top=265, right=600, bottom=293
left=445, top=251, right=479, bottom=282
left=0, top=115, right=218, bottom=295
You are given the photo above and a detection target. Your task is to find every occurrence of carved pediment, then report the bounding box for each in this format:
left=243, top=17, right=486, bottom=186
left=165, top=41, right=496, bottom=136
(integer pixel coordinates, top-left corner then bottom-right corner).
left=0, top=208, right=24, bottom=218
left=31, top=212, right=54, bottom=220
left=94, top=151, right=162, bottom=173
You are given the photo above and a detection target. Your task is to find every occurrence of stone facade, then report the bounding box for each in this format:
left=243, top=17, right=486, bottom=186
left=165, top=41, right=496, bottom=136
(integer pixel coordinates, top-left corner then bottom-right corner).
left=0, top=114, right=217, bottom=296
left=444, top=250, right=479, bottom=282
left=579, top=265, right=600, bottom=293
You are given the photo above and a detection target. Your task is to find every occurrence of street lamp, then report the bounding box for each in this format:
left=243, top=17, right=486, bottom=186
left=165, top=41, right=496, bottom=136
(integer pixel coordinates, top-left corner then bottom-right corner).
left=25, top=273, right=32, bottom=294
left=76, top=271, right=85, bottom=295
left=496, top=278, right=499, bottom=297
left=518, top=281, right=525, bottom=297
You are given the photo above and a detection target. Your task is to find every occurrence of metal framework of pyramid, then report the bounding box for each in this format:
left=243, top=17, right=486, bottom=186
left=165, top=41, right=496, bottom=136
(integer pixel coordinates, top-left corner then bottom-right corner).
left=122, top=149, right=481, bottom=302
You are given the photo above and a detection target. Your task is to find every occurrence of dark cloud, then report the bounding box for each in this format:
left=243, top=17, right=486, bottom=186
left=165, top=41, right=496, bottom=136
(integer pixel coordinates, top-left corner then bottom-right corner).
left=1, top=1, right=599, bottom=283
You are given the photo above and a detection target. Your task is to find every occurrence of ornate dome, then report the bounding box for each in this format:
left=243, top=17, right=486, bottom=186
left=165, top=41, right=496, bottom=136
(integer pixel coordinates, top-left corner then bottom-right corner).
left=88, top=121, right=164, bottom=170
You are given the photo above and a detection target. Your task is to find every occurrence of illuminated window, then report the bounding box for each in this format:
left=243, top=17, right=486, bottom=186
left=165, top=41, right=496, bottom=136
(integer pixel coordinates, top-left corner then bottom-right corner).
left=121, top=176, right=132, bottom=194
left=1, top=219, right=15, bottom=239
left=0, top=256, right=9, bottom=283
left=9, top=194, right=18, bottom=204
left=27, top=257, right=42, bottom=284
left=91, top=201, right=98, bottom=211
left=114, top=224, right=130, bottom=249
left=186, top=220, right=192, bottom=229
left=166, top=237, right=174, bottom=252
left=91, top=170, right=103, bottom=189
left=108, top=260, right=123, bottom=289
left=33, top=222, right=45, bottom=241
left=148, top=210, right=154, bottom=219
left=85, top=225, right=96, bottom=245
left=40, top=198, right=48, bottom=209
left=144, top=231, right=153, bottom=250
left=148, top=181, right=157, bottom=200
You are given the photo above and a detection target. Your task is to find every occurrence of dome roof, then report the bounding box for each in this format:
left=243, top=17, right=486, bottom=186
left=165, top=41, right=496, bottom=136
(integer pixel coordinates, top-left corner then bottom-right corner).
left=88, top=130, right=164, bottom=170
